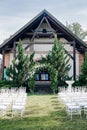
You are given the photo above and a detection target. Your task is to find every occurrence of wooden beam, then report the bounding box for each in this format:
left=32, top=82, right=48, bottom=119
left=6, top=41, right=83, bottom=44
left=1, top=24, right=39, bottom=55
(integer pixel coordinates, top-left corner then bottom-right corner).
left=44, top=17, right=55, bottom=34
left=4, top=48, right=12, bottom=51
left=73, top=41, right=76, bottom=80
left=47, top=15, right=74, bottom=40
left=25, top=32, right=34, bottom=36
left=2, top=49, right=5, bottom=80
left=67, top=41, right=74, bottom=45
left=25, top=42, right=34, bottom=50
left=31, top=17, right=45, bottom=41
left=13, top=42, right=16, bottom=58
left=25, top=29, right=40, bottom=38
left=64, top=48, right=73, bottom=60
left=84, top=48, right=86, bottom=61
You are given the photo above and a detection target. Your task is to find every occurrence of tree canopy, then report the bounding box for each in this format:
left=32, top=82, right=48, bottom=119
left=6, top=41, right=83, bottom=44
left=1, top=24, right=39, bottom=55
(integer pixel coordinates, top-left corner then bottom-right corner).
left=79, top=53, right=87, bottom=85
left=41, top=35, right=71, bottom=93
left=66, top=22, right=87, bottom=40
left=6, top=41, right=35, bottom=89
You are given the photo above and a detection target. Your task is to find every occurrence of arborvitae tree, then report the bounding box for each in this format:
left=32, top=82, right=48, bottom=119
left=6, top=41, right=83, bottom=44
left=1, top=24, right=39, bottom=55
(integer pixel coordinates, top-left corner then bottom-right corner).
left=51, top=35, right=71, bottom=86
left=79, top=53, right=87, bottom=85
left=41, top=35, right=71, bottom=93
left=6, top=41, right=35, bottom=89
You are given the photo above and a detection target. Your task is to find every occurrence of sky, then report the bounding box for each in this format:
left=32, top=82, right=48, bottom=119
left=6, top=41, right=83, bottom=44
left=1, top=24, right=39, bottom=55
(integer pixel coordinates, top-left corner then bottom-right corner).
left=0, top=0, right=87, bottom=44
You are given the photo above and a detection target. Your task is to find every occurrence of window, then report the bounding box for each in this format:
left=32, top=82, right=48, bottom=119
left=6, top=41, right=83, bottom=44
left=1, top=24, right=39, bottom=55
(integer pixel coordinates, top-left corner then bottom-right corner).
left=35, top=74, right=39, bottom=81
left=41, top=74, right=48, bottom=80
left=42, top=29, right=47, bottom=33
left=35, top=72, right=49, bottom=81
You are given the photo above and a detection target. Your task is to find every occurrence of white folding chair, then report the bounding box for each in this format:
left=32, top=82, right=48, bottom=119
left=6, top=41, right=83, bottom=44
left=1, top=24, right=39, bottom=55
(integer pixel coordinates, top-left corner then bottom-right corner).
left=84, top=105, right=87, bottom=119
left=66, top=104, right=81, bottom=120
left=12, top=105, right=25, bottom=118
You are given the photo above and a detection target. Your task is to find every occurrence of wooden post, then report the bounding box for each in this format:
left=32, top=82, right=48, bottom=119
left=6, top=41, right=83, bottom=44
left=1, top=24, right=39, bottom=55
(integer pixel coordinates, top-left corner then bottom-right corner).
left=2, top=49, right=5, bottom=80
left=73, top=41, right=76, bottom=80
left=84, top=48, right=86, bottom=61
left=13, top=42, right=16, bottom=58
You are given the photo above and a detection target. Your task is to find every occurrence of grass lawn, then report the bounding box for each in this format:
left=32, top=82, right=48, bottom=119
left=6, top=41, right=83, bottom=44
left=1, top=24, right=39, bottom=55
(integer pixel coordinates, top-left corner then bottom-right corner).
left=0, top=94, right=87, bottom=130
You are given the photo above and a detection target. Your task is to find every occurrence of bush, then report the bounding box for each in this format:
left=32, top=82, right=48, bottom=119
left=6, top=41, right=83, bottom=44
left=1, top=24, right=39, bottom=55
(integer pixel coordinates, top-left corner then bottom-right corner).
left=0, top=80, right=13, bottom=88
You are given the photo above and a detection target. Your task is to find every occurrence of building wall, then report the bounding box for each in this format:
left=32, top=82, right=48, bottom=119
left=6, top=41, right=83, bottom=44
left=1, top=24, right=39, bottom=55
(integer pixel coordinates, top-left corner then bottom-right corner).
left=34, top=38, right=54, bottom=43
left=79, top=53, right=84, bottom=73
left=9, top=53, right=14, bottom=66
left=34, top=44, right=53, bottom=52
left=4, top=39, right=83, bottom=78
left=4, top=53, right=10, bottom=67
left=64, top=44, right=80, bottom=77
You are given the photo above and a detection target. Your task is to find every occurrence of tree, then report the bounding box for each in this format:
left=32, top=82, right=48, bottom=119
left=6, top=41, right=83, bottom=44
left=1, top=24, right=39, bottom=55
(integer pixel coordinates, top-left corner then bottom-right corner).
left=51, top=35, right=71, bottom=85
left=79, top=53, right=87, bottom=85
left=66, top=22, right=87, bottom=40
left=6, top=41, right=35, bottom=90
left=41, top=35, right=71, bottom=93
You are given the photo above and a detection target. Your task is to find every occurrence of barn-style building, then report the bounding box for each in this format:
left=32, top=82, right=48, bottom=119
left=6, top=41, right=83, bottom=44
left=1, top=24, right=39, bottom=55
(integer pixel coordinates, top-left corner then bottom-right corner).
left=0, top=9, right=87, bottom=87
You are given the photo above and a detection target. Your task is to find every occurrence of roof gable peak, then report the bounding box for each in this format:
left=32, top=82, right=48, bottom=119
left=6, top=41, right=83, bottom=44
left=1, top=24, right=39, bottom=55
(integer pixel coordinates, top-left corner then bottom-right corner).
left=41, top=9, right=48, bottom=13
left=38, top=9, right=51, bottom=16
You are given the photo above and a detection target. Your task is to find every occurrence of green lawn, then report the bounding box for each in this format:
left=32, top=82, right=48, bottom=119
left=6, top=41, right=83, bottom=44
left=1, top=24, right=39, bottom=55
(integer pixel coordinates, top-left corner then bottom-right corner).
left=0, top=95, right=87, bottom=130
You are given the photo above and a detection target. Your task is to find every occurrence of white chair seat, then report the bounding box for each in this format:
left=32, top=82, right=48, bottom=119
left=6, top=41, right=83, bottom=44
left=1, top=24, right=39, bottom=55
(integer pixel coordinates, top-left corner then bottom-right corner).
left=68, top=105, right=80, bottom=109
left=0, top=105, right=7, bottom=110
left=78, top=102, right=87, bottom=108
left=12, top=105, right=24, bottom=110
left=84, top=105, right=87, bottom=108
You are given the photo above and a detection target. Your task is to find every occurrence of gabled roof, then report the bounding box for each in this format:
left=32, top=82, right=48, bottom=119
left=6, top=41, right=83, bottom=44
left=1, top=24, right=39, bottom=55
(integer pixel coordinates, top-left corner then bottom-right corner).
left=0, top=9, right=87, bottom=53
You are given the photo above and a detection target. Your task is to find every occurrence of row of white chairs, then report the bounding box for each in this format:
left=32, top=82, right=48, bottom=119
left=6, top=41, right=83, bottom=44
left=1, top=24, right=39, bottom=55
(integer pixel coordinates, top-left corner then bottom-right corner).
left=0, top=87, right=27, bottom=118
left=58, top=92, right=87, bottom=120
left=0, top=87, right=26, bottom=94
left=58, top=86, right=87, bottom=93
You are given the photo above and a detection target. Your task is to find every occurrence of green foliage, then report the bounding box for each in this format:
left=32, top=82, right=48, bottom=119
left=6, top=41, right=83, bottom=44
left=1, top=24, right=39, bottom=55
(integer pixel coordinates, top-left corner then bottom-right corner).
left=6, top=41, right=35, bottom=91
left=28, top=74, right=35, bottom=94
left=48, top=65, right=57, bottom=94
left=0, top=80, right=13, bottom=88
left=41, top=35, right=71, bottom=93
left=78, top=53, right=87, bottom=85
left=73, top=80, right=82, bottom=86
left=66, top=22, right=87, bottom=39
left=51, top=36, right=71, bottom=86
